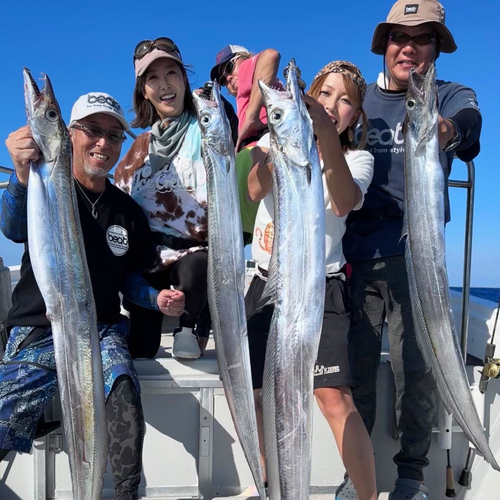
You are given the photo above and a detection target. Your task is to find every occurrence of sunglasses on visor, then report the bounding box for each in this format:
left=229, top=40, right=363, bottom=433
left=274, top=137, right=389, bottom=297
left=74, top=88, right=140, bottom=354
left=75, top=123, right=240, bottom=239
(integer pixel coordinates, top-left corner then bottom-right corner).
left=133, top=37, right=182, bottom=61
left=388, top=31, right=437, bottom=46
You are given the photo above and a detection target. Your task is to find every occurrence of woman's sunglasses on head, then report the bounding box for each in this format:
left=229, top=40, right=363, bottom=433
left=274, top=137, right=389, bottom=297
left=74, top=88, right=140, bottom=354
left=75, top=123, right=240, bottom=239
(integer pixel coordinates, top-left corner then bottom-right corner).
left=133, top=37, right=182, bottom=61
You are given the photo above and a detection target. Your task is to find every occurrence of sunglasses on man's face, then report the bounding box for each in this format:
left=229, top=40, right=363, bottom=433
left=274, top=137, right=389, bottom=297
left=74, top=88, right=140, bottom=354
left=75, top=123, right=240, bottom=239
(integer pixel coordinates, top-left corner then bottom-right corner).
left=133, top=37, right=181, bottom=61
left=388, top=31, right=436, bottom=46
left=218, top=57, right=239, bottom=87
left=71, top=123, right=126, bottom=145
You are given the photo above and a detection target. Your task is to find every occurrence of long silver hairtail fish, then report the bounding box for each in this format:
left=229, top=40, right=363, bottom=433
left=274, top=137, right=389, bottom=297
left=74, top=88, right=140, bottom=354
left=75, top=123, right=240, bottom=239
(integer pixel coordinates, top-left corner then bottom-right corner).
left=24, top=68, right=108, bottom=498
left=403, top=63, right=499, bottom=471
left=192, top=83, right=266, bottom=500
left=258, top=59, right=326, bottom=500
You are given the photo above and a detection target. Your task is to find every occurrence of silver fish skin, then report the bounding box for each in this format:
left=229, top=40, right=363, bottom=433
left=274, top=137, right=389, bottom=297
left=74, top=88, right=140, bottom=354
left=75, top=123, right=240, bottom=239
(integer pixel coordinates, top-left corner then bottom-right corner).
left=193, top=83, right=266, bottom=500
left=24, top=69, right=108, bottom=498
left=259, top=59, right=326, bottom=500
left=403, top=64, right=499, bottom=471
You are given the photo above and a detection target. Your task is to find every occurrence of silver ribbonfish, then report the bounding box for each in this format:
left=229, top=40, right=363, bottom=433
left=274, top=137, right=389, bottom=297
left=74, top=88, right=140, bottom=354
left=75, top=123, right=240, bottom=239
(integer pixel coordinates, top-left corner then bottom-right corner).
left=258, top=59, right=326, bottom=500
left=403, top=63, right=499, bottom=471
left=193, top=83, right=266, bottom=500
left=24, top=69, right=108, bottom=498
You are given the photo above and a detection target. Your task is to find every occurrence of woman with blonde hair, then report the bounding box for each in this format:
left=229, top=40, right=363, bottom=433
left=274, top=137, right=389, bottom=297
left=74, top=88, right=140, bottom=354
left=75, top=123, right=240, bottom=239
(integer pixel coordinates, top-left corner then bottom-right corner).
left=245, top=61, right=377, bottom=500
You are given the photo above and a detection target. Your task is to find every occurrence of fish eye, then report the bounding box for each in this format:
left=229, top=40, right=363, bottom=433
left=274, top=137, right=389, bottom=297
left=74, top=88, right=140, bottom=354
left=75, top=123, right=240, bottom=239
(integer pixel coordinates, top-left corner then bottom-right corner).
left=201, top=114, right=211, bottom=126
left=270, top=108, right=284, bottom=124
left=405, top=98, right=416, bottom=111
left=45, top=108, right=59, bottom=122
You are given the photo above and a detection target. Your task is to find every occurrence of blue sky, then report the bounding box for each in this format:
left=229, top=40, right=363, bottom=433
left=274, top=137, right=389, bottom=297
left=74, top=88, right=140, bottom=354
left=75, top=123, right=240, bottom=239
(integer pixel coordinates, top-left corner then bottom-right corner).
left=0, top=1, right=499, bottom=287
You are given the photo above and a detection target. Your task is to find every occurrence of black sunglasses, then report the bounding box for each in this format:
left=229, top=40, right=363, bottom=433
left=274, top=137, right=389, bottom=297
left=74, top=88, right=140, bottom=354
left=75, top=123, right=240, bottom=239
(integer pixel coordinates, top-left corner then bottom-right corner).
left=218, top=57, right=240, bottom=87
left=71, top=123, right=126, bottom=145
left=389, top=31, right=436, bottom=46
left=133, top=37, right=182, bottom=61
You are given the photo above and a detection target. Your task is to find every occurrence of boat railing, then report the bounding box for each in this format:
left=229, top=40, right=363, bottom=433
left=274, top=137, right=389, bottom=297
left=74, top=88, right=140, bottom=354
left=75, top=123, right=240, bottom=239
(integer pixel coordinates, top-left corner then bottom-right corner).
left=448, top=160, right=475, bottom=356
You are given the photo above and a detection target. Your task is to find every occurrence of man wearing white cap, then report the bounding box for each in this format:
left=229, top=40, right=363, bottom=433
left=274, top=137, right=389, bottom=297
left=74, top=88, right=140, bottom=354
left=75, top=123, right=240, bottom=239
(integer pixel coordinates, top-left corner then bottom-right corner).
left=341, top=1, right=482, bottom=499
left=0, top=92, right=185, bottom=499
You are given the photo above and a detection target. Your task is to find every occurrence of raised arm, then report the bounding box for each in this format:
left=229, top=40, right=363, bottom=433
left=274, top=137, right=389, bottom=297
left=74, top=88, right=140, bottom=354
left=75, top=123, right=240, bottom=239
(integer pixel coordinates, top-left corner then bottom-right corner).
left=237, top=49, right=281, bottom=149
left=303, top=95, right=361, bottom=217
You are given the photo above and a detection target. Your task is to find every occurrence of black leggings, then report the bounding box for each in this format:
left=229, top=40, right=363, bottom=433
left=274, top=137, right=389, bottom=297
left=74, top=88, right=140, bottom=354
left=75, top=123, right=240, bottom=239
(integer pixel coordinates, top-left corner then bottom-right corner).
left=107, top=375, right=144, bottom=500
left=0, top=375, right=144, bottom=500
left=126, top=250, right=209, bottom=358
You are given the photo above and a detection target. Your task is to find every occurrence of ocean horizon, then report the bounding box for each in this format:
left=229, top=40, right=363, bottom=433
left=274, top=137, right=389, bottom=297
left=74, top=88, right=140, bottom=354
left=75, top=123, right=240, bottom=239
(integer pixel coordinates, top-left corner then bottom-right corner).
left=451, top=287, right=500, bottom=304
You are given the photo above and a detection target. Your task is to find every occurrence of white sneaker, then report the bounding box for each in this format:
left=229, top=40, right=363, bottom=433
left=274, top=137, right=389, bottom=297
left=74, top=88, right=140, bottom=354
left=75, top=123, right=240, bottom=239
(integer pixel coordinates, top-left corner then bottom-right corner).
left=172, top=327, right=201, bottom=360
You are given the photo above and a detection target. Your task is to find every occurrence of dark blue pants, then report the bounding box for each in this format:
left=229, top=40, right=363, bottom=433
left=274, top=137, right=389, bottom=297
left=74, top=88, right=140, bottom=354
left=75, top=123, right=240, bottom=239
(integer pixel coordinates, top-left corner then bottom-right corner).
left=0, top=320, right=144, bottom=499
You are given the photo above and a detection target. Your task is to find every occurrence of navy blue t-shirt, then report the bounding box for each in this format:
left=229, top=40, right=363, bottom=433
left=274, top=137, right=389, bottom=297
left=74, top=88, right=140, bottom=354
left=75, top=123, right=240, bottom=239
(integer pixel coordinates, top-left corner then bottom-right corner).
left=343, top=78, right=481, bottom=262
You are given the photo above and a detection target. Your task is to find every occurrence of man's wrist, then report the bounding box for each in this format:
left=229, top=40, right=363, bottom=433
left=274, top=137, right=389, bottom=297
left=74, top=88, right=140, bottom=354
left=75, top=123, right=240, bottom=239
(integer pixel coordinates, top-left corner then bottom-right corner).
left=444, top=119, right=461, bottom=151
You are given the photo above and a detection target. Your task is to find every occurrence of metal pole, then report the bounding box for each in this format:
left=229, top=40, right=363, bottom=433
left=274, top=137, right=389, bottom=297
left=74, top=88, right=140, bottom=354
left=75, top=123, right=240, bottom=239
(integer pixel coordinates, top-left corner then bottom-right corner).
left=1, top=166, right=14, bottom=189
left=0, top=166, right=14, bottom=175
left=455, top=160, right=476, bottom=487
left=458, top=161, right=475, bottom=359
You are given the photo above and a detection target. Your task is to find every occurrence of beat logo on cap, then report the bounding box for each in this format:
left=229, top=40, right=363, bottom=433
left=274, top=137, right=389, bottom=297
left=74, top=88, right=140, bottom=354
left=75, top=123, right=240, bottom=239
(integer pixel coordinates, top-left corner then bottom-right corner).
left=70, top=91, right=130, bottom=130
left=404, top=4, right=419, bottom=14
left=87, top=94, right=122, bottom=113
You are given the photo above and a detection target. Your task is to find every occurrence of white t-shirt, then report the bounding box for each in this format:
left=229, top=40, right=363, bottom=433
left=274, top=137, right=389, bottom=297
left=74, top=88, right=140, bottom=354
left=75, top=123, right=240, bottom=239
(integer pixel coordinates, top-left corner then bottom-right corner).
left=251, top=134, right=374, bottom=277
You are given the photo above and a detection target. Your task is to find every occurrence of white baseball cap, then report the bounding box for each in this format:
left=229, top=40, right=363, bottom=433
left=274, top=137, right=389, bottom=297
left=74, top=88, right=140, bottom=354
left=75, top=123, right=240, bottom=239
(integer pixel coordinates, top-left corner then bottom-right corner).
left=70, top=92, right=129, bottom=131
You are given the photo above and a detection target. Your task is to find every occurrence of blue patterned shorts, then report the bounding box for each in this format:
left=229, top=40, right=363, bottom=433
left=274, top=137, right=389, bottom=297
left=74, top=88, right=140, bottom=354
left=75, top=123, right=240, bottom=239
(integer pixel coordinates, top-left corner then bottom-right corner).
left=0, top=318, right=140, bottom=453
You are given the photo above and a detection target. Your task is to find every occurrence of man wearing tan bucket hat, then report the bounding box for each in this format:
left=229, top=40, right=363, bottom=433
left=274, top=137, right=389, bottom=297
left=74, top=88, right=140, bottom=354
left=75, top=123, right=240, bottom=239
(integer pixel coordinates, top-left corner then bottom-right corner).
left=341, top=1, right=482, bottom=499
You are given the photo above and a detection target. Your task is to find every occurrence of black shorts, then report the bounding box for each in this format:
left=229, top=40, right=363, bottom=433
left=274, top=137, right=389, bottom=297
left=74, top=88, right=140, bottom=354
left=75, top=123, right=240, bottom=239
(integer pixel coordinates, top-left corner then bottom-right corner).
left=246, top=273, right=353, bottom=390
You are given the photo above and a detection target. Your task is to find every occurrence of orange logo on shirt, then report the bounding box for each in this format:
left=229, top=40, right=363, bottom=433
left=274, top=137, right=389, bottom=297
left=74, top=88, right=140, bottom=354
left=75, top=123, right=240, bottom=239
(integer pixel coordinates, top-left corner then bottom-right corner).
left=256, top=222, right=274, bottom=254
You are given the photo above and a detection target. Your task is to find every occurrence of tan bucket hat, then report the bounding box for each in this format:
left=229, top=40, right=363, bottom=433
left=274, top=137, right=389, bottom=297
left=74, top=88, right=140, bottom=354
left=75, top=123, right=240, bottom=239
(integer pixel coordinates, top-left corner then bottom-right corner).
left=371, top=0, right=457, bottom=55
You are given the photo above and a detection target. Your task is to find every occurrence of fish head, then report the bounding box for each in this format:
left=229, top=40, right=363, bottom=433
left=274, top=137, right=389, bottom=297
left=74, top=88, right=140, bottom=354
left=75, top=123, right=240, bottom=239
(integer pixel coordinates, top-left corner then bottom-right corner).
left=405, top=63, right=438, bottom=139
left=284, top=59, right=308, bottom=111
left=23, top=68, right=69, bottom=165
left=193, top=82, right=232, bottom=158
left=259, top=61, right=313, bottom=169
